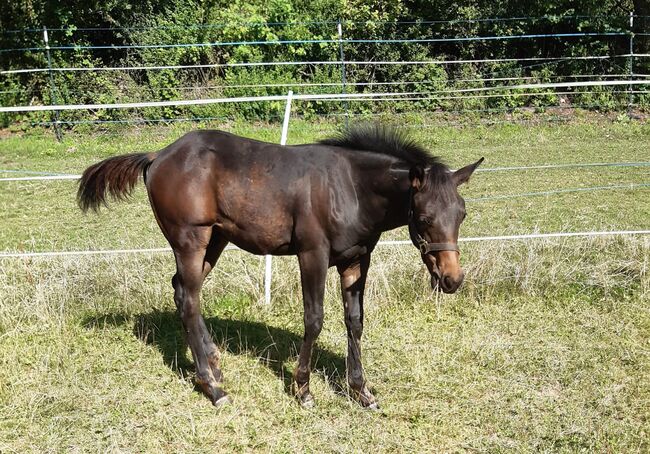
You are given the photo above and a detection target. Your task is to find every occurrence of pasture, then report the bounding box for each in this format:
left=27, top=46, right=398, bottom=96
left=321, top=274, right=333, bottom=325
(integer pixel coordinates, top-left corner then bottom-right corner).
left=0, top=119, right=649, bottom=452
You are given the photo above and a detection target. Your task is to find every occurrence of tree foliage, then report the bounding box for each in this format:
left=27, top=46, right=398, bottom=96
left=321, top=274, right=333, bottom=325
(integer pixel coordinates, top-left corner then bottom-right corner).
left=1, top=0, right=647, bottom=126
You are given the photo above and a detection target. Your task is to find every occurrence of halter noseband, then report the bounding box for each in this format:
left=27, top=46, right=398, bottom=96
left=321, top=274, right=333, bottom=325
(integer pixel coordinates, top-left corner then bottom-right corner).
left=407, top=188, right=460, bottom=256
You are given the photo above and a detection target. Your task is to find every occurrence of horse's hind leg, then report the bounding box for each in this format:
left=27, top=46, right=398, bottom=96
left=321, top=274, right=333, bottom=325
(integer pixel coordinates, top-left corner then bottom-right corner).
left=171, top=226, right=230, bottom=406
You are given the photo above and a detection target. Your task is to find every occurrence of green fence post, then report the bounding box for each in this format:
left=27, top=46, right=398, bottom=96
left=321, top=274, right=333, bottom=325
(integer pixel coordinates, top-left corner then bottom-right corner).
left=628, top=11, right=635, bottom=114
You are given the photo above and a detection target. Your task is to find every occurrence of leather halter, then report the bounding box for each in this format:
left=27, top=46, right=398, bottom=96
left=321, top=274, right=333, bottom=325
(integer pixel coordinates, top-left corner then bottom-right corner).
left=407, top=188, right=460, bottom=255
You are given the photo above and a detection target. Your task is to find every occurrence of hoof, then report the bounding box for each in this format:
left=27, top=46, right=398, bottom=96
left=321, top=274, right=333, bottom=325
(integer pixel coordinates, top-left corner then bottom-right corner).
left=213, top=394, right=232, bottom=407
left=364, top=401, right=380, bottom=411
left=351, top=385, right=378, bottom=410
left=293, top=380, right=315, bottom=408
left=298, top=393, right=315, bottom=409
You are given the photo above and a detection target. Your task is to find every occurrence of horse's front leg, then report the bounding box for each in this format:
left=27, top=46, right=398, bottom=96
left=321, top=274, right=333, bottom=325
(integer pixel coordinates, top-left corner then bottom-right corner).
left=293, top=249, right=328, bottom=407
left=337, top=253, right=378, bottom=409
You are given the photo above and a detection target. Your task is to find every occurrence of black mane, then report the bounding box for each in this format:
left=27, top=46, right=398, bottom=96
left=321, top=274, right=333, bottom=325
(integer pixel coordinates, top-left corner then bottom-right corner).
left=320, top=123, right=445, bottom=169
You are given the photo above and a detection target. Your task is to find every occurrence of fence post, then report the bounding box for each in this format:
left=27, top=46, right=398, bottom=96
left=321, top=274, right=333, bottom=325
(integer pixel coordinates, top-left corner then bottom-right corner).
left=263, top=90, right=293, bottom=305
left=628, top=11, right=634, bottom=114
left=43, top=26, right=63, bottom=141
left=337, top=19, right=349, bottom=126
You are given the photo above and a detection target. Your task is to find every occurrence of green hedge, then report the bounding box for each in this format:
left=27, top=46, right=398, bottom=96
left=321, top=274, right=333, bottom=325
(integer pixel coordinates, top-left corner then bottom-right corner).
left=1, top=0, right=648, bottom=127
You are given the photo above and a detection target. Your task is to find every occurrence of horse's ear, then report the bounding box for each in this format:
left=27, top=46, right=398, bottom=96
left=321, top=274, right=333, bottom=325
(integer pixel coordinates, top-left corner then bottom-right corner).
left=409, top=165, right=425, bottom=191
left=453, top=157, right=484, bottom=186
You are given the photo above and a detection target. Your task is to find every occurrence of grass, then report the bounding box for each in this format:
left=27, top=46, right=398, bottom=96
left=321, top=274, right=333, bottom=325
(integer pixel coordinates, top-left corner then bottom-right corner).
left=0, top=119, right=649, bottom=452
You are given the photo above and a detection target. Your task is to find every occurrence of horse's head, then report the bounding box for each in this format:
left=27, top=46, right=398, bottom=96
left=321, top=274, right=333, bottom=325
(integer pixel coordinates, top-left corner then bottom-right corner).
left=408, top=158, right=483, bottom=293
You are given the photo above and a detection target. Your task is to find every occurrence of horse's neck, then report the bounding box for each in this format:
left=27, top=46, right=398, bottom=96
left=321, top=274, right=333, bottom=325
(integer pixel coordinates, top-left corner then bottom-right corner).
left=358, top=164, right=411, bottom=232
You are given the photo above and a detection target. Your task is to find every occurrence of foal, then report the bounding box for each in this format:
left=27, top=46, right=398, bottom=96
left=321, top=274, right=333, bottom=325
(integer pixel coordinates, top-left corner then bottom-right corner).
left=78, top=124, right=482, bottom=408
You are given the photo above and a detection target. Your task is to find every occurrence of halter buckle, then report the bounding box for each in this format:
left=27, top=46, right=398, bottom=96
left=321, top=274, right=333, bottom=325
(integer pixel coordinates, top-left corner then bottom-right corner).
left=417, top=236, right=430, bottom=255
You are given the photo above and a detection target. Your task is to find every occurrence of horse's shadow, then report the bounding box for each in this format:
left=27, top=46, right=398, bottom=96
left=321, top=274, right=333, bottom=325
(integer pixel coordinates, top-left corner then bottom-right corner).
left=85, top=310, right=348, bottom=398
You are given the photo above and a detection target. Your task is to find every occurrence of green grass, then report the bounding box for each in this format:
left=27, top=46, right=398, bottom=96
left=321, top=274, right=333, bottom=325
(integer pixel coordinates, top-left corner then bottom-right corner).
left=0, top=120, right=649, bottom=452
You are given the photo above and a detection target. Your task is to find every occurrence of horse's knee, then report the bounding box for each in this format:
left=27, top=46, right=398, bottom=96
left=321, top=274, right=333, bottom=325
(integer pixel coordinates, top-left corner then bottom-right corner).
left=176, top=296, right=200, bottom=321
left=172, top=273, right=204, bottom=319
left=304, top=312, right=323, bottom=338
left=173, top=286, right=200, bottom=321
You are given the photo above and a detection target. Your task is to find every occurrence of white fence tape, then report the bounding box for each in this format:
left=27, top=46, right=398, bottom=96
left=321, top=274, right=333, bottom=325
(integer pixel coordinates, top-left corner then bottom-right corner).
left=378, top=230, right=650, bottom=245
left=0, top=174, right=81, bottom=181
left=0, top=91, right=413, bottom=113
left=2, top=161, right=649, bottom=182
left=1, top=230, right=648, bottom=259
left=2, top=79, right=649, bottom=114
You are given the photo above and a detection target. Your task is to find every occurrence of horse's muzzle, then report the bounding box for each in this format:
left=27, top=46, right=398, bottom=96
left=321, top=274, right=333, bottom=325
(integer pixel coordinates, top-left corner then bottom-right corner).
left=431, top=271, right=464, bottom=294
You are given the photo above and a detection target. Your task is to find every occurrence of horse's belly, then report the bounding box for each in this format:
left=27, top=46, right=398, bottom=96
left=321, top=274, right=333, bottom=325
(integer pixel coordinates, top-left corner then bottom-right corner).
left=216, top=223, right=295, bottom=256
left=214, top=191, right=295, bottom=256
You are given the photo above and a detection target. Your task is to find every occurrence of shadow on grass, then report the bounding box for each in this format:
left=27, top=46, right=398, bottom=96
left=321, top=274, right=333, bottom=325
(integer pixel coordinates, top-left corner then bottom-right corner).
left=83, top=309, right=347, bottom=398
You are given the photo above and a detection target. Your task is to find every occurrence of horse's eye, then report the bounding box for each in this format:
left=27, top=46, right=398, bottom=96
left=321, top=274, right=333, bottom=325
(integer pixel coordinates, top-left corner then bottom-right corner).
left=419, top=216, right=432, bottom=226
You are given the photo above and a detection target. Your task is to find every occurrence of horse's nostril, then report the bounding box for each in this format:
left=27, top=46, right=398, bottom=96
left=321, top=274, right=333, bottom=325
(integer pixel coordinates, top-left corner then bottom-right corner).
left=442, top=275, right=454, bottom=290
left=440, top=274, right=462, bottom=293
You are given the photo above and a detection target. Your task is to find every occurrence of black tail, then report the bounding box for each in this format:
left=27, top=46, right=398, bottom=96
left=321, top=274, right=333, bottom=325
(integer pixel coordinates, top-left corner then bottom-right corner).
left=77, top=152, right=157, bottom=212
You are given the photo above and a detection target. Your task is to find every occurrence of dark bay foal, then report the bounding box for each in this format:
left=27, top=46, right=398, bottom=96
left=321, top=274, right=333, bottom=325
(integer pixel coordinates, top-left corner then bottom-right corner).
left=78, top=124, right=482, bottom=408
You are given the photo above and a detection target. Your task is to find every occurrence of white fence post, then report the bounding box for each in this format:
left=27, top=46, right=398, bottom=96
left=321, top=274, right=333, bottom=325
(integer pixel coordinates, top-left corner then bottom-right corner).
left=43, top=26, right=63, bottom=141
left=264, top=90, right=293, bottom=305
left=337, top=19, right=349, bottom=126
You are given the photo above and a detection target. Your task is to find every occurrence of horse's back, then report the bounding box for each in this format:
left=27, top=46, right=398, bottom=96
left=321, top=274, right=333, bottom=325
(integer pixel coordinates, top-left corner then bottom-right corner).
left=145, top=130, right=355, bottom=255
